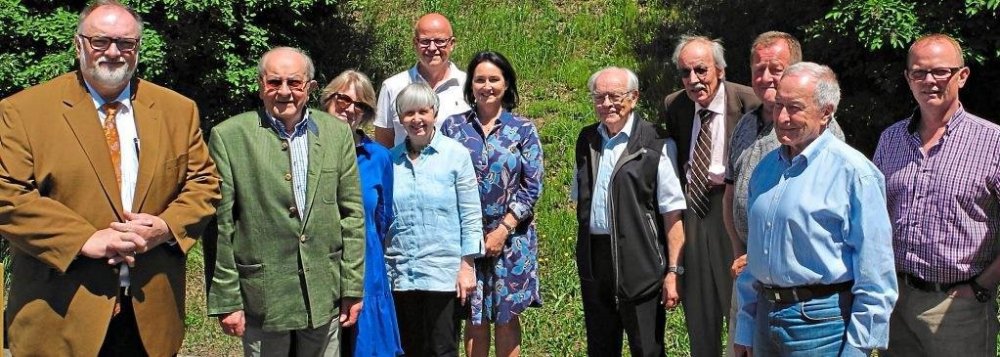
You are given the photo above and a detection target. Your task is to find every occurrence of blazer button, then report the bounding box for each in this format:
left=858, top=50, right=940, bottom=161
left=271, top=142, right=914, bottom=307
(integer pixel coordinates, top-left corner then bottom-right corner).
left=281, top=141, right=289, bottom=150
left=289, top=206, right=298, bottom=216
left=284, top=173, right=292, bottom=181
left=111, top=267, right=119, bottom=274
left=299, top=234, right=307, bottom=242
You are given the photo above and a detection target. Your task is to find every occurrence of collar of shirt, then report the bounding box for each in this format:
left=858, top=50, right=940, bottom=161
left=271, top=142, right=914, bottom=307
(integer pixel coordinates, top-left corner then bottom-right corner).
left=356, top=130, right=378, bottom=155
left=266, top=109, right=318, bottom=140
left=694, top=81, right=727, bottom=115
left=83, top=79, right=134, bottom=115
left=598, top=112, right=636, bottom=142
left=751, top=106, right=774, bottom=136
left=779, top=129, right=835, bottom=166
left=396, top=129, right=445, bottom=160
left=408, top=62, right=464, bottom=91
left=905, top=104, right=967, bottom=137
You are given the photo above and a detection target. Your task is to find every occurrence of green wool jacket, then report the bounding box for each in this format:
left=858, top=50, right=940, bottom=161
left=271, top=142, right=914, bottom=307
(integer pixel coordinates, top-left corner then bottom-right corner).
left=205, top=109, right=365, bottom=331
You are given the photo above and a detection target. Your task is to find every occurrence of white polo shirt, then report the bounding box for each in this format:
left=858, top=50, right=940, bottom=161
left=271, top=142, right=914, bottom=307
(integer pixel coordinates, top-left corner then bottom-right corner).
left=374, top=62, right=470, bottom=146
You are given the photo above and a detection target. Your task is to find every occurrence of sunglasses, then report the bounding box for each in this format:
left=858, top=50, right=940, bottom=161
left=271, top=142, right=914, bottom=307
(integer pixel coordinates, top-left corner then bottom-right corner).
left=330, top=92, right=373, bottom=113
left=263, top=78, right=309, bottom=92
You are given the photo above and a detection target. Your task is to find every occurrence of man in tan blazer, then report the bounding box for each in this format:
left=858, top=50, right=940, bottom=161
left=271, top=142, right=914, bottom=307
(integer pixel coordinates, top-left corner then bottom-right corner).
left=0, top=1, right=220, bottom=355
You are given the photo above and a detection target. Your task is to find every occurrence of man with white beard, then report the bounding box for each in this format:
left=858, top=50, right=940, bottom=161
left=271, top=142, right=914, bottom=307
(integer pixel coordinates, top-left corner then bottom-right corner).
left=0, top=1, right=221, bottom=355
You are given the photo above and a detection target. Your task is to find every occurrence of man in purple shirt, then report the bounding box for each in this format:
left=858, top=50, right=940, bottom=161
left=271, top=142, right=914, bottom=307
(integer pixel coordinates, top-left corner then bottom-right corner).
left=874, top=33, right=1000, bottom=356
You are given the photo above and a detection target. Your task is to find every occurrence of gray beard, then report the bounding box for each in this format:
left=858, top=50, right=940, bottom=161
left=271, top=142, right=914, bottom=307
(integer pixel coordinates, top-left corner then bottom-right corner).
left=87, top=63, right=134, bottom=88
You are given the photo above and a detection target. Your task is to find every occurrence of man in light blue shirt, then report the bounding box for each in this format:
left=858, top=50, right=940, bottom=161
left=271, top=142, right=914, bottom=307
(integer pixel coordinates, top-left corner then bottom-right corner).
left=733, top=62, right=897, bottom=357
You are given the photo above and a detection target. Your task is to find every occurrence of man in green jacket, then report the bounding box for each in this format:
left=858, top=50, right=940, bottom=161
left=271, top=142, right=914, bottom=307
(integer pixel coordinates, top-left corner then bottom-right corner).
left=206, top=46, right=366, bottom=356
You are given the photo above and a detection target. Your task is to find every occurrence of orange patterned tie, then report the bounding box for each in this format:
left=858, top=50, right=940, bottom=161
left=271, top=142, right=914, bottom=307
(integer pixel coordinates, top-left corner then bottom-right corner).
left=102, top=102, right=122, bottom=186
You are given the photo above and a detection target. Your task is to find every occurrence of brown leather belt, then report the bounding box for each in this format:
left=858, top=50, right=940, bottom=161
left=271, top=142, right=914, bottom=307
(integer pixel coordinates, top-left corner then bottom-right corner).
left=899, top=273, right=960, bottom=293
left=761, top=281, right=853, bottom=304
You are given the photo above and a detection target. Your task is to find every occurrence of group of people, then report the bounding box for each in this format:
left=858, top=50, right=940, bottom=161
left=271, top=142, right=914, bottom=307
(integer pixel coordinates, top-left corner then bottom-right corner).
left=572, top=29, right=998, bottom=357
left=0, top=1, right=997, bottom=357
left=0, top=3, right=543, bottom=357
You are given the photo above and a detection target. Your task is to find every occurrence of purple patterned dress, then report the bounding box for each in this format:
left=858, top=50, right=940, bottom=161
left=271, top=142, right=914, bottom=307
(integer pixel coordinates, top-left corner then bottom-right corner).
left=441, top=109, right=543, bottom=325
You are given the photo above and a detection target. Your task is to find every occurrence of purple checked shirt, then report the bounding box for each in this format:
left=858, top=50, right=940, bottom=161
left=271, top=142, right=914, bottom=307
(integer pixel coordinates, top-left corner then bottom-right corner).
left=874, top=106, right=1000, bottom=283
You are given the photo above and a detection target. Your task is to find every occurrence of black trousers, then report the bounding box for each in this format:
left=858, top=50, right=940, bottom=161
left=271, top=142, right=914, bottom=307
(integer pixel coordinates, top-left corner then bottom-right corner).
left=393, top=290, right=460, bottom=357
left=99, top=291, right=149, bottom=357
left=580, top=236, right=665, bottom=357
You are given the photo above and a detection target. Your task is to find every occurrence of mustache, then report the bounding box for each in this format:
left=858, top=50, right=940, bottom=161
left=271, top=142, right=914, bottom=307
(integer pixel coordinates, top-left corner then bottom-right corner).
left=98, top=56, right=127, bottom=65
left=692, top=83, right=707, bottom=91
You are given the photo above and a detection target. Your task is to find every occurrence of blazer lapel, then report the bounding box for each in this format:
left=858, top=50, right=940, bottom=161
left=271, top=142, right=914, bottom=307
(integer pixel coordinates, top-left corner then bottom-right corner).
left=60, top=76, right=125, bottom=220
left=301, top=122, right=326, bottom=231
left=723, top=82, right=743, bottom=139
left=131, top=81, right=162, bottom=213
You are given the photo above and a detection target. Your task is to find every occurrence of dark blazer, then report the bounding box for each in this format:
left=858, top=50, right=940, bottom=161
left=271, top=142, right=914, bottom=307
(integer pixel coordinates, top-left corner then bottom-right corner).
left=0, top=72, right=221, bottom=356
left=662, top=81, right=760, bottom=186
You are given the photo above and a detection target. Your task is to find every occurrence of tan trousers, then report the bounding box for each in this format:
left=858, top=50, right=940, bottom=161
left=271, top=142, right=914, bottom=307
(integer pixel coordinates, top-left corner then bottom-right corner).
left=886, top=280, right=999, bottom=357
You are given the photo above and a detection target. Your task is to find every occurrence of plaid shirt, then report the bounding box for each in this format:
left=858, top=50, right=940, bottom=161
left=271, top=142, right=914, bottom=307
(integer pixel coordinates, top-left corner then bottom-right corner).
left=874, top=106, right=1000, bottom=283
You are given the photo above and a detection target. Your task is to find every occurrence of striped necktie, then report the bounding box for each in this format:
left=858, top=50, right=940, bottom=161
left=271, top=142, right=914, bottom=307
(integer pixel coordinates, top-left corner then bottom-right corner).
left=686, top=108, right=713, bottom=218
left=102, top=102, right=122, bottom=186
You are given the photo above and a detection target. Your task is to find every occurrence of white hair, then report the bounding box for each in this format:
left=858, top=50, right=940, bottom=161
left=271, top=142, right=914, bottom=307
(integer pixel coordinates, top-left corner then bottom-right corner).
left=587, top=67, right=639, bottom=93
left=395, top=82, right=440, bottom=115
left=671, top=35, right=727, bottom=70
left=784, top=62, right=841, bottom=114
left=257, top=47, right=316, bottom=81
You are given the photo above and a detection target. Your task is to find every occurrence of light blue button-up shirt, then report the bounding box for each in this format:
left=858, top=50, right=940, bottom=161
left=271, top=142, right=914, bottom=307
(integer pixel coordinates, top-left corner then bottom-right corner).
left=734, top=131, right=897, bottom=351
left=576, top=114, right=687, bottom=234
left=386, top=131, right=484, bottom=292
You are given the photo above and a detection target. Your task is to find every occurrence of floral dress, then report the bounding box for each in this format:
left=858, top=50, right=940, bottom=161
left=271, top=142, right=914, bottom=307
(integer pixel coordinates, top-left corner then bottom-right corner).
left=440, top=110, right=543, bottom=325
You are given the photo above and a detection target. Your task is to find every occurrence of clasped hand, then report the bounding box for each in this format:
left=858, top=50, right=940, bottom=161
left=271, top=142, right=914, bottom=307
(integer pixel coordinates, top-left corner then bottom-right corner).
left=79, top=212, right=172, bottom=266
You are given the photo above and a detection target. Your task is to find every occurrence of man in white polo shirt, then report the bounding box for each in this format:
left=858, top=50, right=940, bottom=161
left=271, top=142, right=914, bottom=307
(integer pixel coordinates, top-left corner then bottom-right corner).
left=373, top=12, right=470, bottom=147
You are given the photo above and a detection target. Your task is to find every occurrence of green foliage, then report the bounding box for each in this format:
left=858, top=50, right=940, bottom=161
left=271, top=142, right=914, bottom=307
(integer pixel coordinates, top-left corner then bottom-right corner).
left=2, top=0, right=999, bottom=354
left=0, top=0, right=373, bottom=128
left=823, top=0, right=920, bottom=50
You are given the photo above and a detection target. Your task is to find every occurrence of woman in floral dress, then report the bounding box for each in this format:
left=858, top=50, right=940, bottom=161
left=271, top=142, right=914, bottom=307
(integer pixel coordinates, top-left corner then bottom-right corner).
left=441, top=51, right=543, bottom=357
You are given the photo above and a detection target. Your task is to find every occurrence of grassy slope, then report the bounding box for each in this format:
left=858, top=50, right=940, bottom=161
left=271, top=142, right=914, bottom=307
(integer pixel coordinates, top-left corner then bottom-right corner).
left=182, top=1, right=686, bottom=355
left=181, top=1, right=997, bottom=356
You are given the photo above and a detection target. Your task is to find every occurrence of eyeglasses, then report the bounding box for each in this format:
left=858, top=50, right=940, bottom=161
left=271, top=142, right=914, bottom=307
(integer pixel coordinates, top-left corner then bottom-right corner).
left=263, top=77, right=309, bottom=92
left=677, top=66, right=711, bottom=79
left=78, top=34, right=140, bottom=52
left=591, top=91, right=633, bottom=105
left=416, top=37, right=453, bottom=48
left=906, top=67, right=963, bottom=81
left=330, top=92, right=373, bottom=113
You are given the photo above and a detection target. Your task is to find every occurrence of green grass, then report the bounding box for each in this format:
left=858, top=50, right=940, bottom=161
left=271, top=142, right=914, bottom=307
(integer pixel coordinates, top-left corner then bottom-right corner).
left=180, top=1, right=690, bottom=355
left=4, top=1, right=990, bottom=356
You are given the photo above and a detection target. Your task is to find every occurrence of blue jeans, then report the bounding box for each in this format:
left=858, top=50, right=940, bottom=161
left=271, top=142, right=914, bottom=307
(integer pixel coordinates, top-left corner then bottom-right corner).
left=753, top=291, right=868, bottom=357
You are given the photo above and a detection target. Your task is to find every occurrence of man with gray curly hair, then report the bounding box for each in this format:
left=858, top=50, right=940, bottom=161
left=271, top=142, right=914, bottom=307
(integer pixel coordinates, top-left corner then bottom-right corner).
left=662, top=35, right=760, bottom=357
left=732, top=62, right=897, bottom=357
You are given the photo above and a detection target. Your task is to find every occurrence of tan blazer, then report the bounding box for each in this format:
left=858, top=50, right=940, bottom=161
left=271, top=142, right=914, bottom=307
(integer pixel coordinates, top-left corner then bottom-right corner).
left=0, top=72, right=221, bottom=356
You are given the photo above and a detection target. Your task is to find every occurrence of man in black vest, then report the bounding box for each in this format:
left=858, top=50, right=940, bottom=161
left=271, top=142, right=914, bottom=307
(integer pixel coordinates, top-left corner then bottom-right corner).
left=571, top=67, right=687, bottom=357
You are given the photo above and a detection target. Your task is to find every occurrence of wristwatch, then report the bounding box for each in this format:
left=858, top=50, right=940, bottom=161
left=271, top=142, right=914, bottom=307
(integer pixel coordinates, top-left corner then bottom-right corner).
left=667, top=266, right=685, bottom=276
left=968, top=279, right=992, bottom=303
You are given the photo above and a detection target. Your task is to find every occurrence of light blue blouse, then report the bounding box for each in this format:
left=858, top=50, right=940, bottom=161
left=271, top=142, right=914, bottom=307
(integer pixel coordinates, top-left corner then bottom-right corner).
left=386, top=131, right=484, bottom=292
